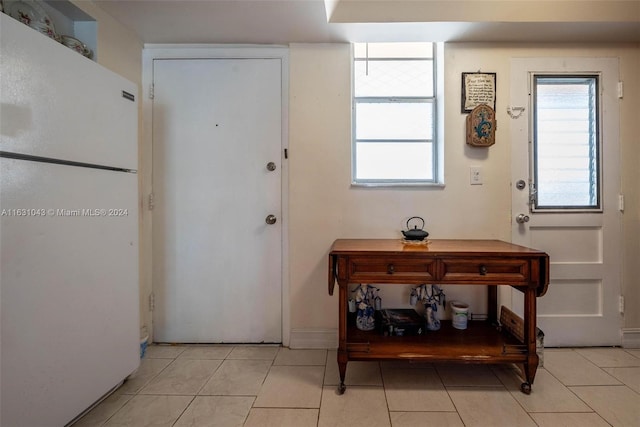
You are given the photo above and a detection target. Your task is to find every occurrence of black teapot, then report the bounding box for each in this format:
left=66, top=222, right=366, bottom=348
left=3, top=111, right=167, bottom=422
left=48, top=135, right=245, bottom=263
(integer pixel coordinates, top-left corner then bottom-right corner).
left=402, top=216, right=429, bottom=241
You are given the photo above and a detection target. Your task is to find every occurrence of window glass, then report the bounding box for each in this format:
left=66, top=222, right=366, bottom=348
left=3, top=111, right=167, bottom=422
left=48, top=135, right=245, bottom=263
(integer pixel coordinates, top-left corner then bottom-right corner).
left=354, top=42, right=433, bottom=59
left=533, top=75, right=600, bottom=209
left=356, top=102, right=433, bottom=140
left=356, top=142, right=434, bottom=181
left=354, top=60, right=434, bottom=97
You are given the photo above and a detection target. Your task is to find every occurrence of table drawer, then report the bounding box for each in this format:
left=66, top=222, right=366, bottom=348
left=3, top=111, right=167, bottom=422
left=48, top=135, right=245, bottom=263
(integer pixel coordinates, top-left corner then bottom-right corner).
left=440, top=258, right=529, bottom=283
left=348, top=257, right=437, bottom=282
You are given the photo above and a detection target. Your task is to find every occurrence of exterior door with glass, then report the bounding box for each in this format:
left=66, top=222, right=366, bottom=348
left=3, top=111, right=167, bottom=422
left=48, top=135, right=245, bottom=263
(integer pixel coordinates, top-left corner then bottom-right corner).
left=510, top=58, right=622, bottom=346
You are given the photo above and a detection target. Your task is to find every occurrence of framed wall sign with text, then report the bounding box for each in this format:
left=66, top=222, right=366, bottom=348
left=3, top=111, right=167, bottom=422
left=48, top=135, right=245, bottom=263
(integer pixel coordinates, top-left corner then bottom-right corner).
left=461, top=72, right=496, bottom=113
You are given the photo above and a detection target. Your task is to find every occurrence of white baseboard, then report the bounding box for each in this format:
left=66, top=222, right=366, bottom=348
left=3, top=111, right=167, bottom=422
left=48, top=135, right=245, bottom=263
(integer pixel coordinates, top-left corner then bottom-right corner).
left=622, top=328, right=640, bottom=348
left=289, top=328, right=338, bottom=349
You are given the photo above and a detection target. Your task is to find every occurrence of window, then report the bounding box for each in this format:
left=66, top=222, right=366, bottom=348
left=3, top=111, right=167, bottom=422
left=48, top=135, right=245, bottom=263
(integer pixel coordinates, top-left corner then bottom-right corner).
left=352, top=43, right=439, bottom=185
left=532, top=75, right=601, bottom=210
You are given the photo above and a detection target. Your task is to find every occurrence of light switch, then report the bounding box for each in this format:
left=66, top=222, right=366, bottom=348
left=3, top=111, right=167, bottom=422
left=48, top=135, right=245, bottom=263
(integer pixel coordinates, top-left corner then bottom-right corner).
left=470, top=167, right=483, bottom=185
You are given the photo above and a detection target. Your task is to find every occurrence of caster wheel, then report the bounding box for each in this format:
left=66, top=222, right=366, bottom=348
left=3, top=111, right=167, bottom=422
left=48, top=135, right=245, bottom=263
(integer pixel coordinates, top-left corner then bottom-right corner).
left=521, top=382, right=531, bottom=394
left=337, top=383, right=346, bottom=395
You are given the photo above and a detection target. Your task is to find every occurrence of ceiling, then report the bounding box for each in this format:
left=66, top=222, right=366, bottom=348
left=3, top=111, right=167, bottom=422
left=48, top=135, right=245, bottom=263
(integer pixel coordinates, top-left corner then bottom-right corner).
left=93, top=0, right=640, bottom=44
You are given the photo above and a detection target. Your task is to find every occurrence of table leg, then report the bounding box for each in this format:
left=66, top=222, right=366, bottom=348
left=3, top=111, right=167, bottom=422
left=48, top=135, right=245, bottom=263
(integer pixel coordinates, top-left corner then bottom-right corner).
left=487, top=285, right=498, bottom=325
left=337, top=350, right=348, bottom=394
left=337, top=279, right=348, bottom=394
left=521, top=287, right=539, bottom=394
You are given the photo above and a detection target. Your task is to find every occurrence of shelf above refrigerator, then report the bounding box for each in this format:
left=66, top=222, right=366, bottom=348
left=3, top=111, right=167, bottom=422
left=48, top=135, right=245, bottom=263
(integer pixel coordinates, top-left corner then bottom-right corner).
left=2, top=0, right=97, bottom=60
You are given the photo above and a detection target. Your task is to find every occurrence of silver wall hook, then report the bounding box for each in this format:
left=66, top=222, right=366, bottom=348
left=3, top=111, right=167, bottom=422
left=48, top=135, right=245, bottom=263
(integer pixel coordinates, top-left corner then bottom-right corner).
left=507, top=106, right=525, bottom=119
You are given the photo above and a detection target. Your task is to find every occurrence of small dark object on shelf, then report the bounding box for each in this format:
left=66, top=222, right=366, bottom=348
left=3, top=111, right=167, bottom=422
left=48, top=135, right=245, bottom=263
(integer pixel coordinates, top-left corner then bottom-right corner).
left=377, top=309, right=425, bottom=336
left=401, top=216, right=429, bottom=241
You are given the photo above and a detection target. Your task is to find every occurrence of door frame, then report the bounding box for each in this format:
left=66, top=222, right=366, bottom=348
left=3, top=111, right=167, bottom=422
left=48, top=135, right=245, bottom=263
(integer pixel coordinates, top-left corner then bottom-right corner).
left=142, top=45, right=290, bottom=346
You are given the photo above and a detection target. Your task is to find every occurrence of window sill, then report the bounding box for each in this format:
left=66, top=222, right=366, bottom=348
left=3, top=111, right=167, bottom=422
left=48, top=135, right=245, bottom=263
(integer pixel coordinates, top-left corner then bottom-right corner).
left=351, top=182, right=446, bottom=189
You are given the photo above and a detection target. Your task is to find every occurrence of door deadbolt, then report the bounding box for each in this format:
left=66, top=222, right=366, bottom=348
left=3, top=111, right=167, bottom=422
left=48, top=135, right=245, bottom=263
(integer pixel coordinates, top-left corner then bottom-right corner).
left=266, top=162, right=276, bottom=171
left=265, top=214, right=277, bottom=225
left=516, top=180, right=527, bottom=190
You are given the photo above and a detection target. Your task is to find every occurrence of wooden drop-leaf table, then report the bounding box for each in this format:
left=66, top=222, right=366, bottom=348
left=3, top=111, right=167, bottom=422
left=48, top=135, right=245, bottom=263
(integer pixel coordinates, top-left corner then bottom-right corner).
left=328, top=239, right=549, bottom=394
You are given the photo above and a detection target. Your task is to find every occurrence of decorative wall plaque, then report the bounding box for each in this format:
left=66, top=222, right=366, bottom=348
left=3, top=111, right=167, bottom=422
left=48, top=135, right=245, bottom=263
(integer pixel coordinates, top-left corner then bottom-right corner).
left=461, top=72, right=496, bottom=113
left=466, top=104, right=496, bottom=147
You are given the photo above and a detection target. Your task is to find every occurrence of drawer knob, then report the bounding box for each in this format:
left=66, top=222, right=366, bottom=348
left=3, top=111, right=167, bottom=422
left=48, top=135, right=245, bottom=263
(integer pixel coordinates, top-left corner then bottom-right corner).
left=387, top=264, right=395, bottom=274
left=479, top=265, right=488, bottom=275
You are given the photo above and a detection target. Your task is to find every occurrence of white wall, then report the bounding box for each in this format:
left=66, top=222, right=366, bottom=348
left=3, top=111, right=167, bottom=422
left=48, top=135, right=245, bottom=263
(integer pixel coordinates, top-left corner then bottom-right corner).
left=288, top=42, right=640, bottom=345
left=288, top=43, right=511, bottom=334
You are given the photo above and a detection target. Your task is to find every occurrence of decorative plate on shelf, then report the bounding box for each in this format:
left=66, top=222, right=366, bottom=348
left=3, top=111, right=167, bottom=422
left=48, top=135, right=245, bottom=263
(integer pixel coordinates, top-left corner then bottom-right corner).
left=9, top=0, right=59, bottom=41
left=60, top=35, right=93, bottom=59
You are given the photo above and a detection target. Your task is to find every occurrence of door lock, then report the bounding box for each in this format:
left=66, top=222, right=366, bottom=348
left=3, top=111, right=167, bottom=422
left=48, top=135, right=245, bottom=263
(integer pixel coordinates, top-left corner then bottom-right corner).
left=516, top=214, right=530, bottom=224
left=266, top=162, right=276, bottom=171
left=516, top=180, right=526, bottom=190
left=265, top=214, right=277, bottom=225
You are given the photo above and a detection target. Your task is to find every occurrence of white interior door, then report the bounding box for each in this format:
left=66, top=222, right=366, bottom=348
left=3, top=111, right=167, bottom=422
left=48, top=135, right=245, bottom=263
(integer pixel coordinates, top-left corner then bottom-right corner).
left=152, top=58, right=283, bottom=343
left=510, top=58, right=622, bottom=346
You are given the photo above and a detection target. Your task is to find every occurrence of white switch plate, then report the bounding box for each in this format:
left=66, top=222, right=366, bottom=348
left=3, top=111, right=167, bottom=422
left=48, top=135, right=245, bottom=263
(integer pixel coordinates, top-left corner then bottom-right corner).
left=470, top=167, right=483, bottom=185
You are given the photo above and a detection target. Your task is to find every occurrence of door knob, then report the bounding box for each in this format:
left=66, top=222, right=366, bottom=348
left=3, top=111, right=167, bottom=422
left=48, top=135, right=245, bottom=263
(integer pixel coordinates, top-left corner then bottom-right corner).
left=265, top=214, right=277, bottom=225
left=516, top=214, right=530, bottom=224
left=266, top=162, right=276, bottom=171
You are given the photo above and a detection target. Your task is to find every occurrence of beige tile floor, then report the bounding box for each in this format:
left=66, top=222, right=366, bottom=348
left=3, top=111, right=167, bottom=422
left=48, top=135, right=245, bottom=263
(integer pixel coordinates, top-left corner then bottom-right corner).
left=74, top=346, right=640, bottom=427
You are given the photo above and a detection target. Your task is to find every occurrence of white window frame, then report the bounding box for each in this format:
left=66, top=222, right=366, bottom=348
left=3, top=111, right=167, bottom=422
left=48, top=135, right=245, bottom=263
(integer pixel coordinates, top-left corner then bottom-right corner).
left=351, top=42, right=444, bottom=187
left=530, top=72, right=603, bottom=212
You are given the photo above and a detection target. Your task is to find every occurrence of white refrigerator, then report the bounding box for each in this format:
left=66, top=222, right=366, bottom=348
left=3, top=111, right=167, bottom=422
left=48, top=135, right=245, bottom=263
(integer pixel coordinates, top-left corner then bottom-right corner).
left=1, top=13, right=140, bottom=427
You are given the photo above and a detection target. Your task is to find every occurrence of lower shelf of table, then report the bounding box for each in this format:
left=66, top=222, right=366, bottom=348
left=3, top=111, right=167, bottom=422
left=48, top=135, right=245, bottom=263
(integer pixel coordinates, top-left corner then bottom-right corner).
left=343, top=319, right=530, bottom=364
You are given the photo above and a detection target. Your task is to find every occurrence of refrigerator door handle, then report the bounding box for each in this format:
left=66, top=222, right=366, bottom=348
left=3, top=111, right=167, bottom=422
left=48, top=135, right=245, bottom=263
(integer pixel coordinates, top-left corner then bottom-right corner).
left=0, top=151, right=137, bottom=173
